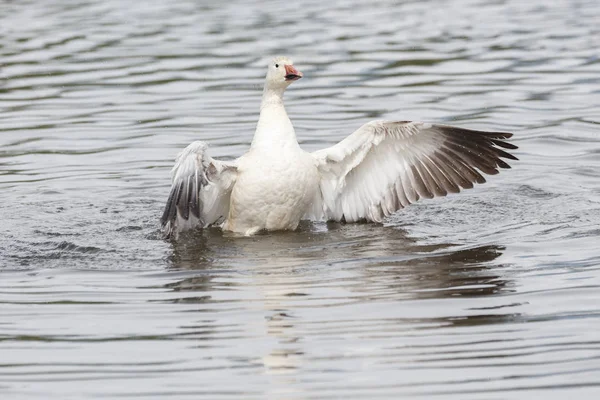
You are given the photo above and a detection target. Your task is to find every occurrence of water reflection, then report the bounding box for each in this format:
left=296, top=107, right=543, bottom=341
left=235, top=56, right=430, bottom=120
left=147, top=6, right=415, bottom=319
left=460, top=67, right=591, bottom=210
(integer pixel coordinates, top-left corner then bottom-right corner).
left=167, top=223, right=509, bottom=300
left=164, top=224, right=511, bottom=376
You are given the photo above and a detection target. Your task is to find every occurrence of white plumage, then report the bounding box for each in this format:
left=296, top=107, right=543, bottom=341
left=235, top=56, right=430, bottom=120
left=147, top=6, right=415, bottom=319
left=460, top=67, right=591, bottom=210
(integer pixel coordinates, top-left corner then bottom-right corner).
left=161, top=56, right=518, bottom=237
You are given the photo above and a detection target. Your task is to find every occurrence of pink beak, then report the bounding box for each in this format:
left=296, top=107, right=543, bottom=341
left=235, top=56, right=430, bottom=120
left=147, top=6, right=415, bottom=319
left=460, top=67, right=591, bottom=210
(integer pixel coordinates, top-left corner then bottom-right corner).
left=284, top=64, right=303, bottom=81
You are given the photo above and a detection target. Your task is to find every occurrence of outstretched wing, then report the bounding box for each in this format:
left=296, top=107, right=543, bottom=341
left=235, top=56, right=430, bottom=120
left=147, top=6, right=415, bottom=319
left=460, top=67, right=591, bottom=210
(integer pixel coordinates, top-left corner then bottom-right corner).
left=311, top=120, right=518, bottom=223
left=160, top=141, right=237, bottom=238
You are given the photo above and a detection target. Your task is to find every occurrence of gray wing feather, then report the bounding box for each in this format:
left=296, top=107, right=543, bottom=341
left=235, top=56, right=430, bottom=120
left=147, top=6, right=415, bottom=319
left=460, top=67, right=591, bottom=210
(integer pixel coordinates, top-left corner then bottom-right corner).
left=161, top=141, right=237, bottom=239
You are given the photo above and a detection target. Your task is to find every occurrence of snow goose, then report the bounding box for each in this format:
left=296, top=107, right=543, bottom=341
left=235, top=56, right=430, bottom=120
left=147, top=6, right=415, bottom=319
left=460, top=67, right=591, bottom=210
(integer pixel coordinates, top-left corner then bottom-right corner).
left=161, top=56, right=518, bottom=237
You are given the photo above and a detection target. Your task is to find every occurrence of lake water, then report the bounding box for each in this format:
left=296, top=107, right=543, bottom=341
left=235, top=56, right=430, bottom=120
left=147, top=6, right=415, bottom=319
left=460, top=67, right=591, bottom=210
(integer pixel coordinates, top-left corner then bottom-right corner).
left=1, top=0, right=600, bottom=398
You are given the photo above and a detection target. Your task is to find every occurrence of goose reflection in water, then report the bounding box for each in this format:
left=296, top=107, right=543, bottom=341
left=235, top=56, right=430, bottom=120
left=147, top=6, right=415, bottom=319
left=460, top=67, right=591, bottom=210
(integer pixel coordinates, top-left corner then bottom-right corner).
left=160, top=223, right=514, bottom=379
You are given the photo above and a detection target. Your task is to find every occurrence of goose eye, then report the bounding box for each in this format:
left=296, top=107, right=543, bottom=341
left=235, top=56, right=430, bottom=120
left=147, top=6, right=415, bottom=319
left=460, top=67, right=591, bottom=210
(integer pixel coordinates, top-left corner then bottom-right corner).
left=275, top=63, right=279, bottom=68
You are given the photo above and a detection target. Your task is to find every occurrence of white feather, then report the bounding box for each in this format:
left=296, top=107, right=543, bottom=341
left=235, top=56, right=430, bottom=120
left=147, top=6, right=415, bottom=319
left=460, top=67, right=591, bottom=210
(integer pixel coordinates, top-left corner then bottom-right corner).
left=311, top=120, right=516, bottom=222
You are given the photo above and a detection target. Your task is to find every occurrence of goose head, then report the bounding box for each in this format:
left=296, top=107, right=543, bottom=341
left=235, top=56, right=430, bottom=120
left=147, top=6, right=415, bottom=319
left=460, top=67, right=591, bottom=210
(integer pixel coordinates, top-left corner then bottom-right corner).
left=264, top=56, right=303, bottom=92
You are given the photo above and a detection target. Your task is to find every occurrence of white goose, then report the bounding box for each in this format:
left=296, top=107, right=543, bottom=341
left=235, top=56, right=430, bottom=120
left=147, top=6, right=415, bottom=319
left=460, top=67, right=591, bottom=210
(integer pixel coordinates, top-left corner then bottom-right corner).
left=161, top=56, right=518, bottom=237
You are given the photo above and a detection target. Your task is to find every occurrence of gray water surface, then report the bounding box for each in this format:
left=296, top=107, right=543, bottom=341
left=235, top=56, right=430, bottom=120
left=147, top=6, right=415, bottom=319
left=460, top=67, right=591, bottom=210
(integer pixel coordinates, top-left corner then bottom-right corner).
left=2, top=0, right=600, bottom=398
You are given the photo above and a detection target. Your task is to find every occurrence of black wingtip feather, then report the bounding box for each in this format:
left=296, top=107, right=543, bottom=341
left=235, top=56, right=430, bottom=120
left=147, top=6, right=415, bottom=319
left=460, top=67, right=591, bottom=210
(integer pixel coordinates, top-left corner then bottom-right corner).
left=189, top=171, right=200, bottom=219
left=496, top=159, right=512, bottom=169
left=438, top=125, right=518, bottom=169
left=490, top=139, right=518, bottom=150
left=160, top=181, right=182, bottom=227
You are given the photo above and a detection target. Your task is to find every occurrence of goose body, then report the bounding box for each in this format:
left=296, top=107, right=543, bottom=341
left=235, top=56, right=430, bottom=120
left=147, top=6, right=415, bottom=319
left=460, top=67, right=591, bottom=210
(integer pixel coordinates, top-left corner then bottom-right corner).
left=226, top=144, right=319, bottom=235
left=161, top=56, right=518, bottom=237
